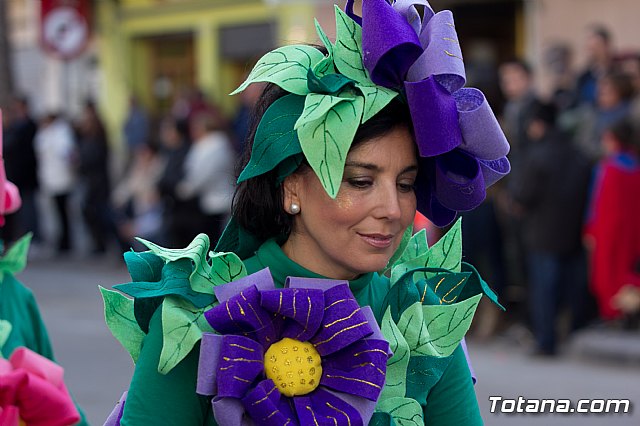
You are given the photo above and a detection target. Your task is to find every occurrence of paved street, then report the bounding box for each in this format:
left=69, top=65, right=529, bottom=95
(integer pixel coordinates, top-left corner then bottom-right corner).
left=18, top=254, right=640, bottom=425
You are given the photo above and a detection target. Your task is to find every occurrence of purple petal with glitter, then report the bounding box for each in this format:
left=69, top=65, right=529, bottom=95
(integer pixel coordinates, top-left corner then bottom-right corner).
left=320, top=339, right=388, bottom=401
left=216, top=335, right=265, bottom=398
left=103, top=391, right=127, bottom=426
left=214, top=267, right=275, bottom=303
left=360, top=306, right=387, bottom=346
left=461, top=338, right=477, bottom=385
left=205, top=284, right=278, bottom=348
left=454, top=88, right=510, bottom=160
left=324, top=387, right=377, bottom=426
left=261, top=288, right=325, bottom=342
left=362, top=0, right=423, bottom=88
left=294, top=388, right=364, bottom=426
left=344, top=0, right=362, bottom=26
left=434, top=150, right=485, bottom=211
left=212, top=397, right=254, bottom=426
left=407, top=11, right=465, bottom=92
left=393, top=0, right=435, bottom=34
left=197, top=333, right=222, bottom=396
left=479, top=157, right=511, bottom=187
left=310, top=284, right=373, bottom=356
left=242, top=379, right=297, bottom=425
left=405, top=77, right=462, bottom=157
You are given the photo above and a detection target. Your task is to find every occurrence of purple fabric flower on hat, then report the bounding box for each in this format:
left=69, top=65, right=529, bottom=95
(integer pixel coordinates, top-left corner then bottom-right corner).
left=197, top=268, right=389, bottom=426
left=347, top=0, right=511, bottom=226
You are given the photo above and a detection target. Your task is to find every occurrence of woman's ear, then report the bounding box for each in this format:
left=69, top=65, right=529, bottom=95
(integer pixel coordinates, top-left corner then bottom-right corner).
left=282, top=174, right=301, bottom=214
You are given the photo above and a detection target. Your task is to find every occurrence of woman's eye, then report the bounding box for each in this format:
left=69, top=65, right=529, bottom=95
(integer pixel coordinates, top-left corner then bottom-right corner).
left=398, top=182, right=416, bottom=193
left=347, top=179, right=372, bottom=188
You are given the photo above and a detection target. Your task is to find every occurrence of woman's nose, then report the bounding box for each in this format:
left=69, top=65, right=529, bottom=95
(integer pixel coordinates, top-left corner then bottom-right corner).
left=375, top=184, right=403, bottom=221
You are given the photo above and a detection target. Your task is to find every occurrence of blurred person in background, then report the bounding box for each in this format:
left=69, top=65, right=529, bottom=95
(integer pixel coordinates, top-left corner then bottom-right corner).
left=512, top=102, right=592, bottom=356
left=232, top=79, right=265, bottom=155
left=34, top=113, right=76, bottom=254
left=112, top=143, right=164, bottom=248
left=1, top=96, right=40, bottom=245
left=618, top=53, right=640, bottom=121
left=576, top=25, right=615, bottom=107
left=76, top=101, right=121, bottom=255
left=576, top=71, right=634, bottom=162
left=122, top=96, right=150, bottom=170
left=544, top=43, right=578, bottom=114
left=584, top=117, right=640, bottom=322
left=156, top=117, right=194, bottom=248
left=175, top=112, right=235, bottom=246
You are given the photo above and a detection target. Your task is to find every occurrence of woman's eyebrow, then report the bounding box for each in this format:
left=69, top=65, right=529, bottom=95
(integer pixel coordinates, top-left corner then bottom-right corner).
left=344, top=162, right=418, bottom=174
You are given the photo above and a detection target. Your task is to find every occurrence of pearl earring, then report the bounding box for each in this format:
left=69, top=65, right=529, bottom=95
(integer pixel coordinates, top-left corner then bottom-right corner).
left=290, top=203, right=301, bottom=215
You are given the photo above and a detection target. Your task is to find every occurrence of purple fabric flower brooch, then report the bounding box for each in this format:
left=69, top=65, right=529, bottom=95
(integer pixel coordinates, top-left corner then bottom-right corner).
left=348, top=0, right=511, bottom=226
left=197, top=268, right=389, bottom=425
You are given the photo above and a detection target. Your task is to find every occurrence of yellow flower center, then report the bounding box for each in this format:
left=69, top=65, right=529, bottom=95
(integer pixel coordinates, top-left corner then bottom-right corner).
left=263, top=337, right=322, bottom=397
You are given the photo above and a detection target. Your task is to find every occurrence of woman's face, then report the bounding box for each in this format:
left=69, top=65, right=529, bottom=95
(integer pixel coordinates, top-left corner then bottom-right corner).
left=283, top=126, right=418, bottom=280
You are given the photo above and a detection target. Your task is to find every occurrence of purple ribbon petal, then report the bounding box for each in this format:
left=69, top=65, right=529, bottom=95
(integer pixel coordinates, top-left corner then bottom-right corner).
left=415, top=163, right=459, bottom=227
left=205, top=285, right=278, bottom=348
left=407, top=10, right=466, bottom=92
left=461, top=338, right=477, bottom=385
left=362, top=0, right=423, bottom=88
left=479, top=157, right=511, bottom=187
left=405, top=77, right=463, bottom=157
left=310, top=284, right=373, bottom=356
left=103, top=391, right=127, bottom=426
left=216, top=335, right=265, bottom=398
left=286, top=276, right=348, bottom=291
left=324, top=388, right=377, bottom=426
left=393, top=0, right=435, bottom=35
left=320, top=338, right=388, bottom=401
left=214, top=267, right=275, bottom=303
left=197, top=333, right=222, bottom=396
left=294, top=388, right=364, bottom=426
left=454, top=88, right=510, bottom=160
left=260, top=288, right=325, bottom=342
left=212, top=396, right=254, bottom=426
left=434, top=150, right=485, bottom=211
left=242, top=379, right=297, bottom=425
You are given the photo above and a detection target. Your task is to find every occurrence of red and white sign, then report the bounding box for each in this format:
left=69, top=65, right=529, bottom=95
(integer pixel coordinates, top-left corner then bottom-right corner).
left=40, top=0, right=91, bottom=60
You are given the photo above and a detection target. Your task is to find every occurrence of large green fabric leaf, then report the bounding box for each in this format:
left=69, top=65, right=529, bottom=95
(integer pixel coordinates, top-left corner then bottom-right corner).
left=380, top=308, right=410, bottom=400
left=405, top=354, right=452, bottom=403
left=390, top=218, right=462, bottom=284
left=380, top=225, right=414, bottom=277
left=100, top=287, right=145, bottom=363
left=209, top=251, right=247, bottom=286
left=231, top=45, right=324, bottom=96
left=237, top=94, right=305, bottom=183
left=298, top=93, right=364, bottom=198
left=123, top=251, right=164, bottom=283
left=416, top=271, right=472, bottom=306
left=0, top=233, right=31, bottom=277
left=398, top=295, right=481, bottom=358
left=357, top=82, right=399, bottom=123
left=115, top=258, right=215, bottom=308
left=459, top=262, right=503, bottom=309
left=313, top=18, right=335, bottom=77
left=376, top=397, right=423, bottom=426
left=295, top=93, right=353, bottom=128
left=0, top=319, right=12, bottom=358
left=159, top=296, right=215, bottom=374
left=333, top=6, right=369, bottom=85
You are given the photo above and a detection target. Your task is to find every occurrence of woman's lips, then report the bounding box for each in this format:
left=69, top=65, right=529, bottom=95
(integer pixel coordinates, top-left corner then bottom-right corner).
left=358, top=233, right=394, bottom=249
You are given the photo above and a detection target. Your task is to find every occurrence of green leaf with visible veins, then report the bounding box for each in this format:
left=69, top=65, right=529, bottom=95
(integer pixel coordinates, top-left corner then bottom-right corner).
left=231, top=45, right=324, bottom=96
left=100, top=286, right=145, bottom=363
left=298, top=92, right=364, bottom=198
left=159, top=296, right=215, bottom=374
left=313, top=19, right=335, bottom=77
left=380, top=308, right=410, bottom=400
left=357, top=82, right=399, bottom=123
left=375, top=397, right=423, bottom=426
left=334, top=6, right=369, bottom=85
left=295, top=93, right=353, bottom=129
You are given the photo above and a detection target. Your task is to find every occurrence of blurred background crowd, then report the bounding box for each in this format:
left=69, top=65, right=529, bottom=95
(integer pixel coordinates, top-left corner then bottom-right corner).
left=1, top=0, right=640, bottom=363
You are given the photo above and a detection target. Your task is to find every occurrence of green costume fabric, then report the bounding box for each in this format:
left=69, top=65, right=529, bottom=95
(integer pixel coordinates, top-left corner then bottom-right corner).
left=119, top=239, right=481, bottom=425
left=0, top=274, right=54, bottom=359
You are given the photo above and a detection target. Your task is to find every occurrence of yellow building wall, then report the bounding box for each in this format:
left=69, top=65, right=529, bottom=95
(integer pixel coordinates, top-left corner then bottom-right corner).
left=96, top=0, right=317, bottom=148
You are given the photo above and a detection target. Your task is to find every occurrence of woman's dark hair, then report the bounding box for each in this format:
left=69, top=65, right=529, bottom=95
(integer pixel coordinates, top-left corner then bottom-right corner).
left=232, top=83, right=413, bottom=242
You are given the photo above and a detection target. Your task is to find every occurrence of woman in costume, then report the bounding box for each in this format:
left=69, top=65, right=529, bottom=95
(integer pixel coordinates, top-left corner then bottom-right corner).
left=102, top=1, right=510, bottom=425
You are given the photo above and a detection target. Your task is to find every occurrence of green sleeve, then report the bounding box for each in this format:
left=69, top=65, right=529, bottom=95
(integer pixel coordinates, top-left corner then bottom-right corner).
left=424, top=345, right=482, bottom=426
left=121, top=306, right=215, bottom=426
